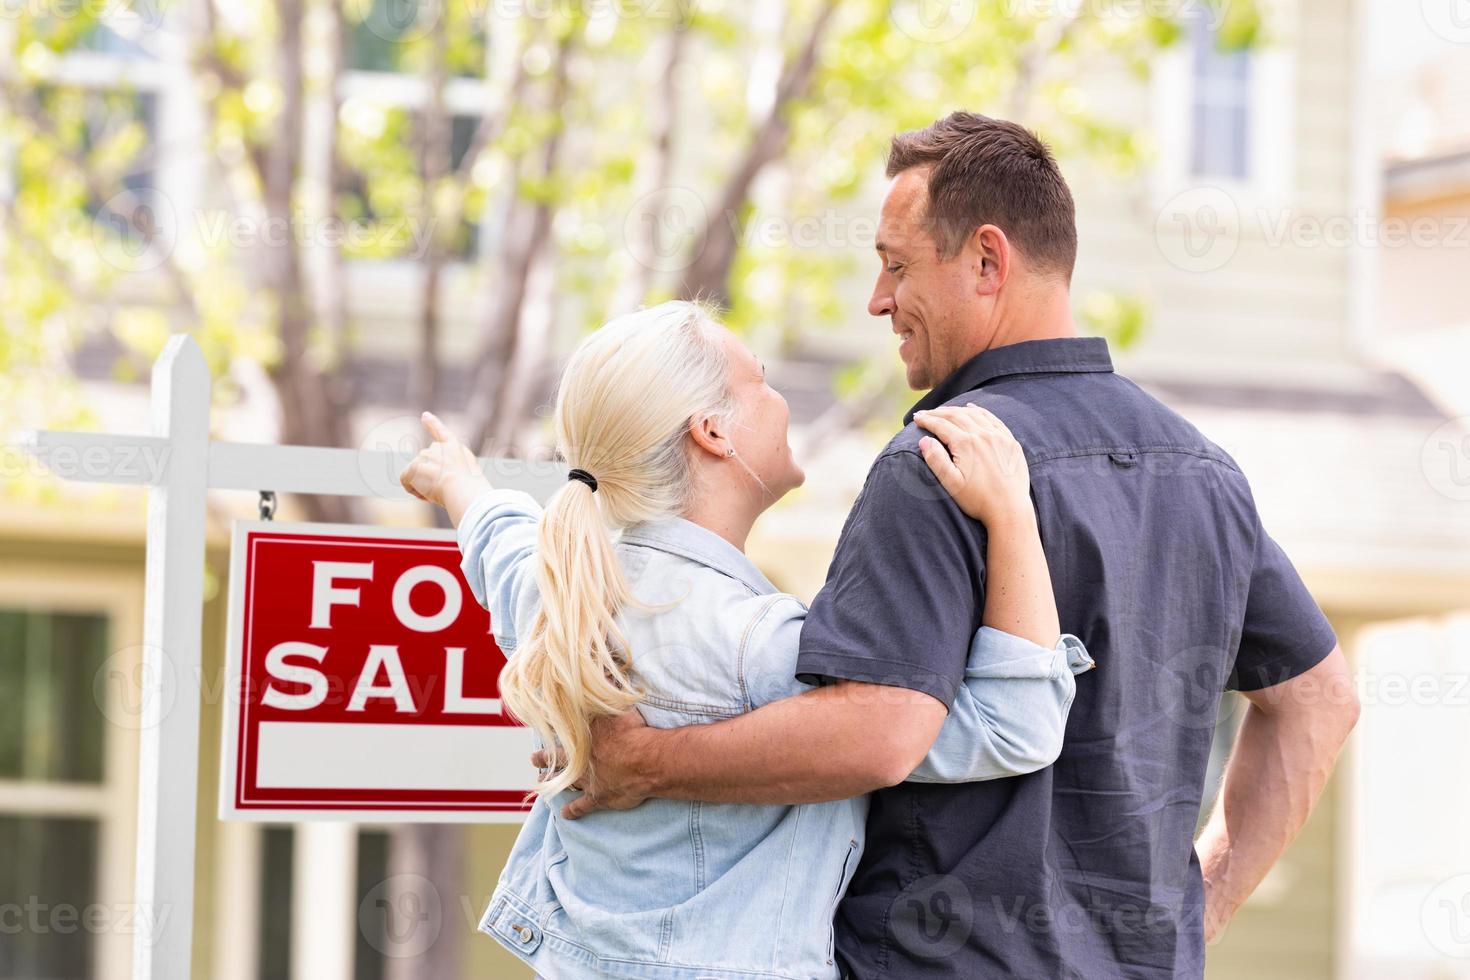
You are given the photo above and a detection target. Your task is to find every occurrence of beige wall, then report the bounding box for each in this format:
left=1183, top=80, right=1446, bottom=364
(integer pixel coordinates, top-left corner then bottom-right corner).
left=1076, top=0, right=1362, bottom=386
left=1378, top=190, right=1470, bottom=335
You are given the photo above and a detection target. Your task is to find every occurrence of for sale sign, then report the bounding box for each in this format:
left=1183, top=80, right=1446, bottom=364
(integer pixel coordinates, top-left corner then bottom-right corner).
left=220, top=521, right=536, bottom=822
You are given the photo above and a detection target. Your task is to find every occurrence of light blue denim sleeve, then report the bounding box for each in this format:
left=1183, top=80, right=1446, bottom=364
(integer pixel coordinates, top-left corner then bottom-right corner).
left=907, top=629, right=1096, bottom=783
left=455, top=488, right=543, bottom=655
left=739, top=595, right=812, bottom=710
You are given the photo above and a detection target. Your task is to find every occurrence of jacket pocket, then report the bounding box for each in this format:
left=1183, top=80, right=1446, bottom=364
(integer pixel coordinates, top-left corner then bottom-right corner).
left=827, top=838, right=859, bottom=964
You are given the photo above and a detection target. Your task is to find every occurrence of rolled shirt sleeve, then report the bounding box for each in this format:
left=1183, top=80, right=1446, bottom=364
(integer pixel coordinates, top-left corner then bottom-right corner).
left=455, top=488, right=544, bottom=655
left=1227, top=516, right=1338, bottom=691
left=795, top=449, right=988, bottom=709
left=909, top=630, right=1094, bottom=783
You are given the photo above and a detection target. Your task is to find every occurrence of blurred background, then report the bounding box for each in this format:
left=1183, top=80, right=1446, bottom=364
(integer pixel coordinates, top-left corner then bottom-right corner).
left=2, top=0, right=1469, bottom=977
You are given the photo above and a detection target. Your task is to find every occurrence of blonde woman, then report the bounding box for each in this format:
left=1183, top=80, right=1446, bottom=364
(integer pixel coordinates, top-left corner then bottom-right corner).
left=400, top=300, right=1092, bottom=980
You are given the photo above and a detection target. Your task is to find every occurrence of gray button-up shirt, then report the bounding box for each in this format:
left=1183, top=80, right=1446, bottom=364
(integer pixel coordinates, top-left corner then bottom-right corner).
left=796, top=337, right=1337, bottom=979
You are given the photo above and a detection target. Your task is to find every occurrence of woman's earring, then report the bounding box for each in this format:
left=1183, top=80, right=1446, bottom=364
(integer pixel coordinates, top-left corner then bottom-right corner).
left=726, top=448, right=735, bottom=457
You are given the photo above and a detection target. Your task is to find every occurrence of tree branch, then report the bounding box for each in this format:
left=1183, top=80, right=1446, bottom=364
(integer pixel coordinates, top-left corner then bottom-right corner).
left=411, top=0, right=452, bottom=410
left=460, top=31, right=575, bottom=456
left=614, top=22, right=688, bottom=312
left=675, top=0, right=839, bottom=306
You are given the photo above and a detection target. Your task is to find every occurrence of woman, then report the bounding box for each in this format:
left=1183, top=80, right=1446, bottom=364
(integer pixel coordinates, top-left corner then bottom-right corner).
left=400, top=300, right=1092, bottom=979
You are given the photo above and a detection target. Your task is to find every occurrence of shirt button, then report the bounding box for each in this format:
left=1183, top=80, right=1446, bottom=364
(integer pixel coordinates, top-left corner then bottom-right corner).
left=1109, top=452, right=1137, bottom=467
left=512, top=924, right=534, bottom=944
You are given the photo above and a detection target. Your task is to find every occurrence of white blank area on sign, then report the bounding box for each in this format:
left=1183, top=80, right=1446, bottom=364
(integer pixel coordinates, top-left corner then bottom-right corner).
left=254, top=721, right=537, bottom=792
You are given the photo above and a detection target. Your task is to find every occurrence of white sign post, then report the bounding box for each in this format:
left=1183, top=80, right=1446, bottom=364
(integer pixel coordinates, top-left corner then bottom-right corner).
left=20, top=334, right=561, bottom=980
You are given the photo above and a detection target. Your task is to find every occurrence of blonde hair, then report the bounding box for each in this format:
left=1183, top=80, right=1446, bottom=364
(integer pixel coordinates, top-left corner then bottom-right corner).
left=498, top=300, right=736, bottom=799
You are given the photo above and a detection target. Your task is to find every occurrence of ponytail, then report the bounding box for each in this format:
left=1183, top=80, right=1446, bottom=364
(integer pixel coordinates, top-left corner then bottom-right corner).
left=497, top=301, right=734, bottom=800
left=498, top=480, right=640, bottom=799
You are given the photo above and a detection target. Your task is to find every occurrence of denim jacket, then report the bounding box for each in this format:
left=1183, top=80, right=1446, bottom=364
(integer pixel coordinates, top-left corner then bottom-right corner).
left=457, top=489, right=1094, bottom=980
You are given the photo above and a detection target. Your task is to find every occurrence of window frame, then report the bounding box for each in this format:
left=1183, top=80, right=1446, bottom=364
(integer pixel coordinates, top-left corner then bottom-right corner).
left=0, top=562, right=145, bottom=980
left=1151, top=13, right=1297, bottom=209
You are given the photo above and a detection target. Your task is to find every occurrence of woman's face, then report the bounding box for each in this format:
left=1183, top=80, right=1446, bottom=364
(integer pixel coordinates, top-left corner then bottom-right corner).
left=713, top=326, right=805, bottom=503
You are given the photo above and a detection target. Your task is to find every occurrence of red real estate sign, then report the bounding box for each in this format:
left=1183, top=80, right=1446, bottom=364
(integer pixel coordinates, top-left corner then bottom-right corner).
left=220, top=520, right=536, bottom=821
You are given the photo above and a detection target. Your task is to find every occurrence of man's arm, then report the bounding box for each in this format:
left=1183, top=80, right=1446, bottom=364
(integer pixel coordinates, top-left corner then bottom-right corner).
left=549, top=681, right=946, bottom=818
left=1195, top=645, right=1359, bottom=943
left=542, top=447, right=982, bottom=819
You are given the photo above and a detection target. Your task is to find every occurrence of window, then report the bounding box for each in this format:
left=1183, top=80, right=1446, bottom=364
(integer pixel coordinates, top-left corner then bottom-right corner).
left=79, top=21, right=154, bottom=59
left=0, top=608, right=111, bottom=980
left=1188, top=14, right=1252, bottom=180
left=1150, top=11, right=1294, bottom=200
left=244, top=826, right=394, bottom=979
left=354, top=830, right=391, bottom=980
left=0, top=816, right=101, bottom=979
left=256, top=827, right=294, bottom=980
left=80, top=89, right=160, bottom=226
left=346, top=0, right=486, bottom=77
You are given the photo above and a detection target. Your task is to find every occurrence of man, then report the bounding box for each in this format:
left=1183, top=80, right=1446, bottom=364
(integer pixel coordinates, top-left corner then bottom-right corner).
left=550, top=112, right=1360, bottom=978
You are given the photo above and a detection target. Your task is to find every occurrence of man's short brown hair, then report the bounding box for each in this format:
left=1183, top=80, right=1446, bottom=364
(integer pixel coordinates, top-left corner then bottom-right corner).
left=886, top=112, right=1077, bottom=281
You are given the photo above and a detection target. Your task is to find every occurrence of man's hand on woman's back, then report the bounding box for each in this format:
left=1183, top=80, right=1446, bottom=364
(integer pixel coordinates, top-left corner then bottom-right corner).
left=530, top=710, right=656, bottom=820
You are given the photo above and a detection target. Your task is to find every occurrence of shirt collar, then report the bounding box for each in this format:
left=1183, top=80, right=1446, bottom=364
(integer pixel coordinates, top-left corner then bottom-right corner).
left=904, top=337, right=1115, bottom=425
left=619, top=517, right=779, bottom=597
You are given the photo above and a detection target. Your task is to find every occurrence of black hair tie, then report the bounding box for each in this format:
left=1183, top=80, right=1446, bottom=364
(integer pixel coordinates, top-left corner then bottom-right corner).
left=567, top=468, right=598, bottom=493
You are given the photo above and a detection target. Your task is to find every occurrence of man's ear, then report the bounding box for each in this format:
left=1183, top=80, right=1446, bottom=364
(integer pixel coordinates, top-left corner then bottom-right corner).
left=969, top=224, right=1010, bottom=297
left=687, top=413, right=730, bottom=460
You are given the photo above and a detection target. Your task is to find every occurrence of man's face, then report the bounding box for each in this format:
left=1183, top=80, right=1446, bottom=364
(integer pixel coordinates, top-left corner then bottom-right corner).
left=868, top=168, right=987, bottom=390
